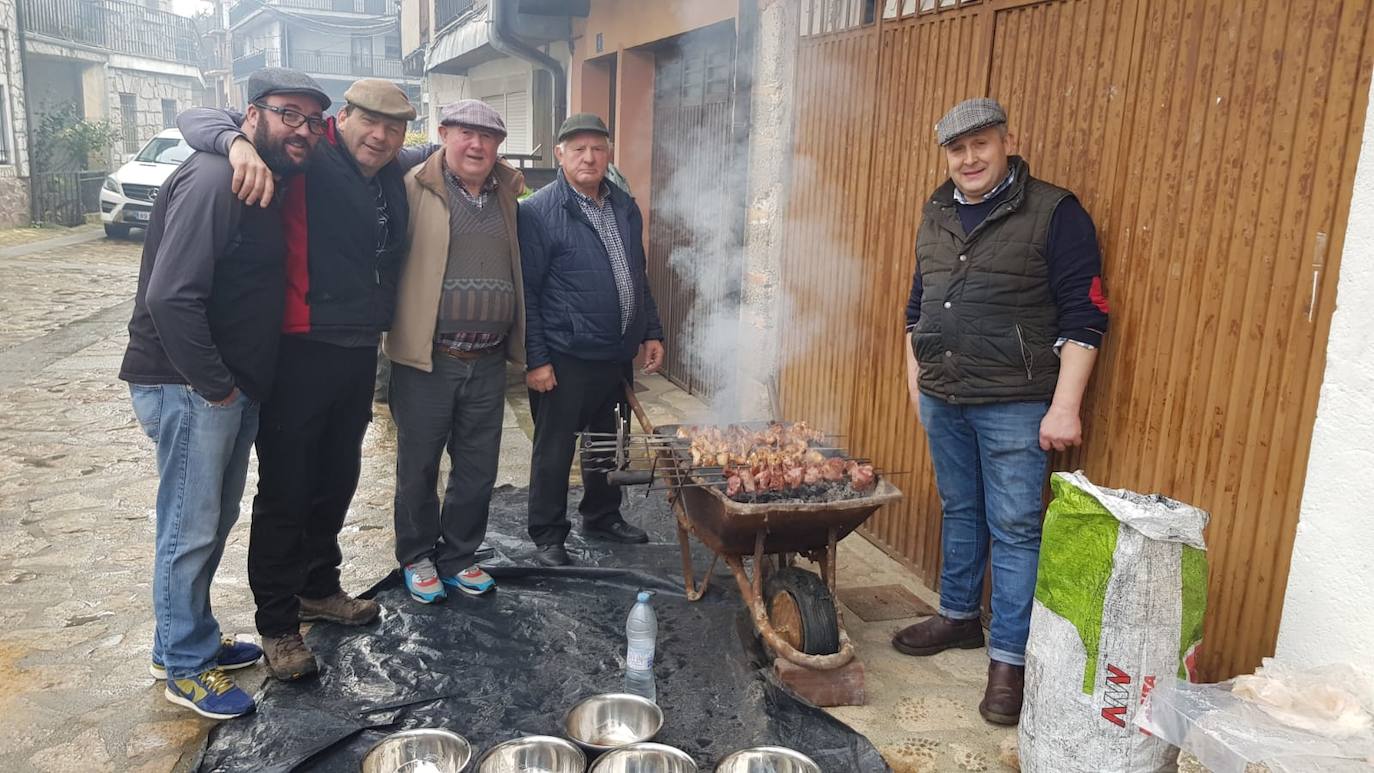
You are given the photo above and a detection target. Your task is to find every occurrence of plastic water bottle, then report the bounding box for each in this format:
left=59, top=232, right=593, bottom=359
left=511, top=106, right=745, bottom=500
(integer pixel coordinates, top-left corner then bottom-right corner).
left=624, top=590, right=657, bottom=702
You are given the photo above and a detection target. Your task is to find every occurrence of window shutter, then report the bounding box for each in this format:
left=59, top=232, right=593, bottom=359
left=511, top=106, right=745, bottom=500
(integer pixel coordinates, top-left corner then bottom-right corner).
left=480, top=89, right=530, bottom=154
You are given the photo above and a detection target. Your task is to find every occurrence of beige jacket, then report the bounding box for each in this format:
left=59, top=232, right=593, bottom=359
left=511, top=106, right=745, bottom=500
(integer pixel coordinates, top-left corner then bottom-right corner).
left=383, top=149, right=526, bottom=372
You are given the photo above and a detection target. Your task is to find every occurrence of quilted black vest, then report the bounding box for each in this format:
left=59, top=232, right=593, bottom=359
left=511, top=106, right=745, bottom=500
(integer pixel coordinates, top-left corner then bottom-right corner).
left=911, top=156, right=1071, bottom=404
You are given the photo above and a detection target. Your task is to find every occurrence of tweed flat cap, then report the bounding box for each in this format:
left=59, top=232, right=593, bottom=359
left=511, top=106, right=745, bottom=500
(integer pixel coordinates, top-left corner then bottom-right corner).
left=935, top=98, right=1008, bottom=145
left=247, top=67, right=330, bottom=110
left=344, top=78, right=417, bottom=121
left=557, top=113, right=610, bottom=142
left=439, top=99, right=507, bottom=137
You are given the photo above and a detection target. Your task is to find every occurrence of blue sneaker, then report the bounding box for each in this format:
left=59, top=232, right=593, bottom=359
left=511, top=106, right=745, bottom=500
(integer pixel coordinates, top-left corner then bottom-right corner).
left=164, top=668, right=256, bottom=720
left=404, top=558, right=447, bottom=604
left=441, top=565, right=495, bottom=596
left=150, top=637, right=264, bottom=680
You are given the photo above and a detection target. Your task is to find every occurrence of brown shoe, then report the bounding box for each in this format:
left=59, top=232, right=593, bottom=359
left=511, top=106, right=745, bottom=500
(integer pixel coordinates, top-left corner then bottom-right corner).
left=298, top=591, right=380, bottom=626
left=979, top=660, right=1025, bottom=725
left=262, top=633, right=319, bottom=681
left=891, top=615, right=984, bottom=656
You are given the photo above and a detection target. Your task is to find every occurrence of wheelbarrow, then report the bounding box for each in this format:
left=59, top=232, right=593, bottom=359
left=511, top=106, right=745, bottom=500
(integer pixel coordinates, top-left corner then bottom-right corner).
left=604, top=388, right=903, bottom=672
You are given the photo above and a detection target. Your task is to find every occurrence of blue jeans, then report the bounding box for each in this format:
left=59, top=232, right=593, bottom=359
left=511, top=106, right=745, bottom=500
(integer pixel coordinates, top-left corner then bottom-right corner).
left=918, top=393, right=1049, bottom=666
left=130, top=384, right=259, bottom=679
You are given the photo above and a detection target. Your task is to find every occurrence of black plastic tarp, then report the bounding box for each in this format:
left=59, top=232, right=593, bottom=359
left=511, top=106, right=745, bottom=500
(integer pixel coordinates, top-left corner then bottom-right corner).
left=197, top=486, right=890, bottom=772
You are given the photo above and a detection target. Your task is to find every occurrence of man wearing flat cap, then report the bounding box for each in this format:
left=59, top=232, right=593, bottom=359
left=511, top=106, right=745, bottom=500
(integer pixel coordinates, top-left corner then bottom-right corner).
left=176, top=78, right=419, bottom=680
left=518, top=113, right=665, bottom=568
left=892, top=98, right=1110, bottom=725
left=381, top=100, right=526, bottom=603
left=121, top=67, right=327, bottom=719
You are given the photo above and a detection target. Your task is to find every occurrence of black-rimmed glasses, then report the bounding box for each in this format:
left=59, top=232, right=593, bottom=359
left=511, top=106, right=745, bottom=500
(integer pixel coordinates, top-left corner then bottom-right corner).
left=253, top=102, right=327, bottom=135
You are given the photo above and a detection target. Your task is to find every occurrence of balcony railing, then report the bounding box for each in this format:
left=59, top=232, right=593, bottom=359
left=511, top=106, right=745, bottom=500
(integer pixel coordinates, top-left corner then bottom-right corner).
left=290, top=50, right=403, bottom=78
left=230, top=0, right=389, bottom=26
left=435, top=0, right=474, bottom=32
left=231, top=49, right=281, bottom=79
left=21, top=0, right=199, bottom=65
left=233, top=49, right=406, bottom=80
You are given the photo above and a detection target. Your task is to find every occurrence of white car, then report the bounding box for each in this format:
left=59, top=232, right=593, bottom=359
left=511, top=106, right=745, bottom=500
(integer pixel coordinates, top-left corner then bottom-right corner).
left=100, top=129, right=193, bottom=238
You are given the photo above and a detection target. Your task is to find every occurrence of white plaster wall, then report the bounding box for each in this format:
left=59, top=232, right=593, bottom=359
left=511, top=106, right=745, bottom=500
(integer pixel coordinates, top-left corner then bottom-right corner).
left=1275, top=78, right=1374, bottom=666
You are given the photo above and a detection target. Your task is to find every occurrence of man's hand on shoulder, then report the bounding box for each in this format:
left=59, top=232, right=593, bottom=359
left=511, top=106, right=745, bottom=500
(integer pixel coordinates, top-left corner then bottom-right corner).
left=526, top=364, right=557, bottom=392
left=1039, top=404, right=1083, bottom=452
left=229, top=137, right=274, bottom=207
left=640, top=340, right=664, bottom=375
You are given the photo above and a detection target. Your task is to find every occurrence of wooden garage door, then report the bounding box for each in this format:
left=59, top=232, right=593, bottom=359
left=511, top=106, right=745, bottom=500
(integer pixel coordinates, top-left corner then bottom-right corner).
left=781, top=0, right=1374, bottom=680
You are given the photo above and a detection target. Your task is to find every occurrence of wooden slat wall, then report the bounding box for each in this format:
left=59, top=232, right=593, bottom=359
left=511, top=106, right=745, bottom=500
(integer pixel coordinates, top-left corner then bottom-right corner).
left=777, top=27, right=880, bottom=435
left=779, top=0, right=1374, bottom=679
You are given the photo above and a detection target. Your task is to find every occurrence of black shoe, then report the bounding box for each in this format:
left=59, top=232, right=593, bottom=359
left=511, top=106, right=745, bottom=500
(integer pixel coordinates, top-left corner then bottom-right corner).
left=533, top=544, right=572, bottom=567
left=582, top=519, right=649, bottom=544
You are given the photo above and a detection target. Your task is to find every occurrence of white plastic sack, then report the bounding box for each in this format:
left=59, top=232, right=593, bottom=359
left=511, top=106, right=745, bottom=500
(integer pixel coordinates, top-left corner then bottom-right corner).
left=1137, top=660, right=1374, bottom=772
left=1019, top=471, right=1210, bottom=773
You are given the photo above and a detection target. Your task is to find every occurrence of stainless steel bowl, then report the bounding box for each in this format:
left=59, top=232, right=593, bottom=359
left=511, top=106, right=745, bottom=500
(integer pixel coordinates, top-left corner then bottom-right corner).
left=563, top=693, right=664, bottom=751
left=589, top=742, right=697, bottom=773
left=361, top=728, right=474, bottom=773
left=712, top=747, right=821, bottom=773
left=475, top=735, right=586, bottom=773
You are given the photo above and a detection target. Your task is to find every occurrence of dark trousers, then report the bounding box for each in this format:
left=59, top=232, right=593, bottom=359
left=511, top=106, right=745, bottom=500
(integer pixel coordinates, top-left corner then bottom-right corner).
left=248, top=336, right=376, bottom=637
left=390, top=350, right=506, bottom=575
left=526, top=352, right=629, bottom=546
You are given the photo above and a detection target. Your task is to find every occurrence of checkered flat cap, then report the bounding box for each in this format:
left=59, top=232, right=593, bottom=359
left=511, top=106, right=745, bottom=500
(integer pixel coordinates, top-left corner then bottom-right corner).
left=439, top=99, right=507, bottom=137
left=935, top=98, right=1008, bottom=145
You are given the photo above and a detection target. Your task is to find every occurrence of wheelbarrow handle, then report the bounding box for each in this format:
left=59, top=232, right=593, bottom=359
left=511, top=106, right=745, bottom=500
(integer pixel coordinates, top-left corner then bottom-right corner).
left=607, top=469, right=655, bottom=486
left=622, top=380, right=655, bottom=434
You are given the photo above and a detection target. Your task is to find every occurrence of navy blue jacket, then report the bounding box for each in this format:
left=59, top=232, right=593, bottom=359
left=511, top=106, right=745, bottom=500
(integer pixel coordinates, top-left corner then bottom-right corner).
left=518, top=173, right=663, bottom=368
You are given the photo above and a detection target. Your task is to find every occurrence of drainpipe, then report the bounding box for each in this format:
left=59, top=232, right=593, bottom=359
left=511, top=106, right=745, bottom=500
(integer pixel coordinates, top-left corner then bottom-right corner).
left=488, top=0, right=566, bottom=140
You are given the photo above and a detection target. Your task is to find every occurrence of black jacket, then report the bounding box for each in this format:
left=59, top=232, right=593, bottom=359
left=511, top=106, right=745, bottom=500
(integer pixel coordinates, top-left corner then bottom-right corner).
left=177, top=109, right=409, bottom=340
left=119, top=152, right=288, bottom=402
left=518, top=173, right=663, bottom=368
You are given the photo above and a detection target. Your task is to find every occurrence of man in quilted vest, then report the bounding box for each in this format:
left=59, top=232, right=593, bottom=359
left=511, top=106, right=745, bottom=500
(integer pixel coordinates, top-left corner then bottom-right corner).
left=892, top=98, right=1110, bottom=725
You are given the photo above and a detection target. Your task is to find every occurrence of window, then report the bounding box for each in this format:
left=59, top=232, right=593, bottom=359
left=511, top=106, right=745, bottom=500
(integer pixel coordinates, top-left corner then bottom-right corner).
left=479, top=90, right=530, bottom=154
left=0, top=86, right=11, bottom=165
left=351, top=35, right=374, bottom=74
left=120, top=93, right=139, bottom=154
left=161, top=99, right=177, bottom=129
left=384, top=34, right=401, bottom=60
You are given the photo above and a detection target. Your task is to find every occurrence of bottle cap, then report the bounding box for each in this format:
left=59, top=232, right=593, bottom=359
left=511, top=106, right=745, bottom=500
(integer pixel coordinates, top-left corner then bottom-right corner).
left=637, top=591, right=653, bottom=603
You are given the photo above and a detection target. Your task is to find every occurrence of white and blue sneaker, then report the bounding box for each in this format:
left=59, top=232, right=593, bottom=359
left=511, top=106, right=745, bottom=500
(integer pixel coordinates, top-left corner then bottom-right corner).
left=441, top=565, right=495, bottom=596
left=164, top=668, right=256, bottom=720
left=150, top=637, right=263, bottom=680
left=404, top=558, right=447, bottom=604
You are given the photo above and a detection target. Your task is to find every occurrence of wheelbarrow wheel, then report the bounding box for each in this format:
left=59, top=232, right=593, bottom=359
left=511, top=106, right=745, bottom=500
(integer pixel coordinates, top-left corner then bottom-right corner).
left=763, top=567, right=841, bottom=656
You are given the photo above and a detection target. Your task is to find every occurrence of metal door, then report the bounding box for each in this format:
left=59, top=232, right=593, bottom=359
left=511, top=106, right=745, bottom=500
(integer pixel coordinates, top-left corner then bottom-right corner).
left=647, top=22, right=743, bottom=402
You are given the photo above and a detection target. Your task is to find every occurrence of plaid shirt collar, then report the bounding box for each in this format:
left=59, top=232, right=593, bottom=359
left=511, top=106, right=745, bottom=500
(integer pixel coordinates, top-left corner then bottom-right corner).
left=953, top=168, right=1015, bottom=205
left=568, top=179, right=612, bottom=209
left=445, top=167, right=498, bottom=208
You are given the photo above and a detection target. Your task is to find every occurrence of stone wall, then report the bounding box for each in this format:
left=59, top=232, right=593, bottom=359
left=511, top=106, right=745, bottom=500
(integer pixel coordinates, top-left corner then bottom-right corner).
left=107, top=68, right=199, bottom=162
left=1, top=0, right=31, bottom=224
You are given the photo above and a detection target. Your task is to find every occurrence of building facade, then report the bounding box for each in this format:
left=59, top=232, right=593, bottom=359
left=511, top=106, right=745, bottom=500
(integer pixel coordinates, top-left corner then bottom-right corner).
left=229, top=0, right=420, bottom=115
left=400, top=0, right=574, bottom=167
left=0, top=0, right=29, bottom=227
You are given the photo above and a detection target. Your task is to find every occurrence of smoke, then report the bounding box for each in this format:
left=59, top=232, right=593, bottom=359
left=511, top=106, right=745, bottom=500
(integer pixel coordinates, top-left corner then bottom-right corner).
left=640, top=0, right=869, bottom=429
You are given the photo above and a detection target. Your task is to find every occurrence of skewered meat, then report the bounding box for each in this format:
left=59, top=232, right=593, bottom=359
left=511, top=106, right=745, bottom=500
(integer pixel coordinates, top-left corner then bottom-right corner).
left=847, top=460, right=876, bottom=491
left=678, top=422, right=879, bottom=501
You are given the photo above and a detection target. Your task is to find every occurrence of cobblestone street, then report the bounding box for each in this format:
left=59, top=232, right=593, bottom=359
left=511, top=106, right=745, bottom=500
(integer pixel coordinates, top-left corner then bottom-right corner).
left=0, top=230, right=1021, bottom=772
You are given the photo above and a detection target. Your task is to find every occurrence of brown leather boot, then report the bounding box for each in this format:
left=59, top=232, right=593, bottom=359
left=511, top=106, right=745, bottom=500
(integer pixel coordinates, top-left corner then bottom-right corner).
left=979, top=660, right=1025, bottom=725
left=891, top=615, right=984, bottom=656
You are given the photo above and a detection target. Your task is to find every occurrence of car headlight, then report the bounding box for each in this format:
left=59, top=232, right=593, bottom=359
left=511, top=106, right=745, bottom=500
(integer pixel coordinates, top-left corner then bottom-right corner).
left=103, top=176, right=121, bottom=195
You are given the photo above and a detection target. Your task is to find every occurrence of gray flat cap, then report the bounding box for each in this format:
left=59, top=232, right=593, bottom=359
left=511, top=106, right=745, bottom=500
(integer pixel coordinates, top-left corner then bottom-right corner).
left=439, top=99, right=507, bottom=137
left=935, top=97, right=1007, bottom=145
left=344, top=78, right=417, bottom=121
left=247, top=67, right=331, bottom=110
